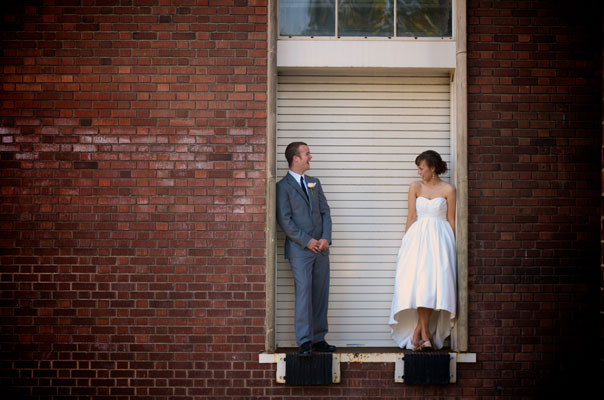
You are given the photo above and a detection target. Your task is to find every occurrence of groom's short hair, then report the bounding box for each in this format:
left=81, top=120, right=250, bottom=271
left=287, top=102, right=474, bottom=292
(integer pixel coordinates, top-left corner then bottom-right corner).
left=285, top=142, right=307, bottom=167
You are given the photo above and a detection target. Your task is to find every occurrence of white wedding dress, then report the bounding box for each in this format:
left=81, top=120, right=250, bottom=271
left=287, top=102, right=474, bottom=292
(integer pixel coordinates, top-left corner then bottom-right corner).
left=389, top=196, right=457, bottom=350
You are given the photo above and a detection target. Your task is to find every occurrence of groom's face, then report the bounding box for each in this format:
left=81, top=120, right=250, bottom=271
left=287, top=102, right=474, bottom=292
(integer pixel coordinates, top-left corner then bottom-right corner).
left=294, top=144, right=312, bottom=173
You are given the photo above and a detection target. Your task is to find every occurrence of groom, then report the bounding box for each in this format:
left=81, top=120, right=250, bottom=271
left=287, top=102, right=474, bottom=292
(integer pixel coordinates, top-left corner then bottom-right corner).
left=276, top=142, right=336, bottom=355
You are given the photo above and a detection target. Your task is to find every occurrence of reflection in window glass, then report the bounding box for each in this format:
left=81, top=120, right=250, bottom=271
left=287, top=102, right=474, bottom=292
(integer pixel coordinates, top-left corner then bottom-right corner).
left=397, top=0, right=452, bottom=37
left=280, top=0, right=336, bottom=36
left=338, top=0, right=394, bottom=37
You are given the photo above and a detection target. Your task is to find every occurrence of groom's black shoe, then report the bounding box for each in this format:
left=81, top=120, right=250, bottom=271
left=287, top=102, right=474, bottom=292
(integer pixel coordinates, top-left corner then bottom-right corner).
left=299, top=341, right=312, bottom=355
left=312, top=340, right=336, bottom=353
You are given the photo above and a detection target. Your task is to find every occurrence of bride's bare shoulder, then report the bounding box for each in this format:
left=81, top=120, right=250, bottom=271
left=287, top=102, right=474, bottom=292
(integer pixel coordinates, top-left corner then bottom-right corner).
left=443, top=182, right=456, bottom=196
left=409, top=180, right=422, bottom=194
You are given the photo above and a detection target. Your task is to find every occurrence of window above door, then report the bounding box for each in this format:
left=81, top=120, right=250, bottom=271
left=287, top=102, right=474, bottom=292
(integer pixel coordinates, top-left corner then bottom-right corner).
left=279, top=0, right=453, bottom=38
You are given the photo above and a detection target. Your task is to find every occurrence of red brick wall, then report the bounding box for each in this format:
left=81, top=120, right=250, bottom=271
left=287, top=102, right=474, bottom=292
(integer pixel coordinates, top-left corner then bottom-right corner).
left=467, top=0, right=601, bottom=397
left=0, top=1, right=601, bottom=399
left=0, top=1, right=270, bottom=398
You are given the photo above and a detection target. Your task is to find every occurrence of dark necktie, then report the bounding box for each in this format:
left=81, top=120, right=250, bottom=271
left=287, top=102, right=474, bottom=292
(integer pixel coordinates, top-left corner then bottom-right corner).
left=300, top=176, right=309, bottom=201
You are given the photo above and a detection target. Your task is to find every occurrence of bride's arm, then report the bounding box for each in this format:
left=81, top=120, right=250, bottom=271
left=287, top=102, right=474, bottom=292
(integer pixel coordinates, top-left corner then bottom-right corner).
left=446, top=185, right=457, bottom=236
left=405, top=182, right=419, bottom=232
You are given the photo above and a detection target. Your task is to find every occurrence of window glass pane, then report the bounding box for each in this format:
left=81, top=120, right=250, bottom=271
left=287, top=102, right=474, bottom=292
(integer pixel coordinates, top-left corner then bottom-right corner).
left=397, top=0, right=452, bottom=37
left=338, top=0, right=394, bottom=37
left=280, top=0, right=336, bottom=36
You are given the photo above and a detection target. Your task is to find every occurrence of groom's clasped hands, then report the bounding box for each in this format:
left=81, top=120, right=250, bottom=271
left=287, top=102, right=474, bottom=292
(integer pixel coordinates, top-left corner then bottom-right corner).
left=307, top=238, right=329, bottom=253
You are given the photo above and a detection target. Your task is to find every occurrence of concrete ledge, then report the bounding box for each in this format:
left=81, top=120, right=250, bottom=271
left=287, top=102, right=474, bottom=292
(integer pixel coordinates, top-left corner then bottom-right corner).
left=259, top=351, right=476, bottom=364
left=259, top=351, right=476, bottom=384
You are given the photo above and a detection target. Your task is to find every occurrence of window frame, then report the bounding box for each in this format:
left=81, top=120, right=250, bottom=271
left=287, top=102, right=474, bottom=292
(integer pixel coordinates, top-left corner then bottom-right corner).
left=278, top=0, right=454, bottom=39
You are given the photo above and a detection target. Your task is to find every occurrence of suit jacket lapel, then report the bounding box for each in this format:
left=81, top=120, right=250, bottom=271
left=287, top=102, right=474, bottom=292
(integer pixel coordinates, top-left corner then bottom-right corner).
left=285, top=173, right=310, bottom=207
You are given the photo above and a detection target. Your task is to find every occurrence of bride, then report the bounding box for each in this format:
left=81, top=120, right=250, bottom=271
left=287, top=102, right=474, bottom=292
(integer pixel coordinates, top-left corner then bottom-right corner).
left=389, top=150, right=457, bottom=351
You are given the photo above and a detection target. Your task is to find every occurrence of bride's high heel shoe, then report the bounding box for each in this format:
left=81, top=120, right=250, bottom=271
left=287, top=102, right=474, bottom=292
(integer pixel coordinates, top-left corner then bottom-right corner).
left=419, top=335, right=434, bottom=351
left=419, top=339, right=432, bottom=351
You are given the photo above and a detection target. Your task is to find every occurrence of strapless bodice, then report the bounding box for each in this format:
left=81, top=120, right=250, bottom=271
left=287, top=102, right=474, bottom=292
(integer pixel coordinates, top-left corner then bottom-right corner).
left=416, top=196, right=448, bottom=220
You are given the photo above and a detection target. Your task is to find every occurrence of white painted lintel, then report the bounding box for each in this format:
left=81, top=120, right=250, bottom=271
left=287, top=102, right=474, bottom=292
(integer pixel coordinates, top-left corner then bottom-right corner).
left=277, top=39, right=456, bottom=69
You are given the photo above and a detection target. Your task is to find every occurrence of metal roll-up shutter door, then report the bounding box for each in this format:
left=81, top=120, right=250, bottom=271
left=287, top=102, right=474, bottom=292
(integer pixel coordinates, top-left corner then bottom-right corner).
left=276, top=71, right=452, bottom=348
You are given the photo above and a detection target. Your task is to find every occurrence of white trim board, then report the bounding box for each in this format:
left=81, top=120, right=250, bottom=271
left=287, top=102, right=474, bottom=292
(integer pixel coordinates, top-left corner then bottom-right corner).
left=277, top=40, right=456, bottom=69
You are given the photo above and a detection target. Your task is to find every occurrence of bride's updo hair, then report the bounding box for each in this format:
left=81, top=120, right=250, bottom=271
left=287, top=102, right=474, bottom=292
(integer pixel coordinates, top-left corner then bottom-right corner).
left=415, top=150, right=447, bottom=175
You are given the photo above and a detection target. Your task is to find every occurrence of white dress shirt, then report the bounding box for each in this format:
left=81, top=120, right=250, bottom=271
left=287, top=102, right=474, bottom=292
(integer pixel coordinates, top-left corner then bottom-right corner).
left=288, top=170, right=309, bottom=197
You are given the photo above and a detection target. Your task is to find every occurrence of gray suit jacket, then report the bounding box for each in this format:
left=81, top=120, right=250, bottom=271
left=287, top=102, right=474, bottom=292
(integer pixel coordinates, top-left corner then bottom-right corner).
left=276, top=173, right=332, bottom=260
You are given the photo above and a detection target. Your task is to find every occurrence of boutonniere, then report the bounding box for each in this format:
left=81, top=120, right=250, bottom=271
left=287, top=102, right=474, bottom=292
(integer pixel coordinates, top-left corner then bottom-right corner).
left=307, top=182, right=316, bottom=196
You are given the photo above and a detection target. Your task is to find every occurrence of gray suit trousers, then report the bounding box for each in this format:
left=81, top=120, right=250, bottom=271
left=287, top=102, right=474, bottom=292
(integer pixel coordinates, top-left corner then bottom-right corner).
left=289, top=250, right=330, bottom=345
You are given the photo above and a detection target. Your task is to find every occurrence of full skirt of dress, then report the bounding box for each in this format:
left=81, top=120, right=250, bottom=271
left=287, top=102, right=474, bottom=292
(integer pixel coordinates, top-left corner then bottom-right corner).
left=388, top=197, right=457, bottom=350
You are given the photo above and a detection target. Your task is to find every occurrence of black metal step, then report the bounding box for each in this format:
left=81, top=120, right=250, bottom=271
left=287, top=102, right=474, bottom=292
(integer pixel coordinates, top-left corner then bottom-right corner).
left=285, top=353, right=333, bottom=385
left=403, top=352, right=451, bottom=384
